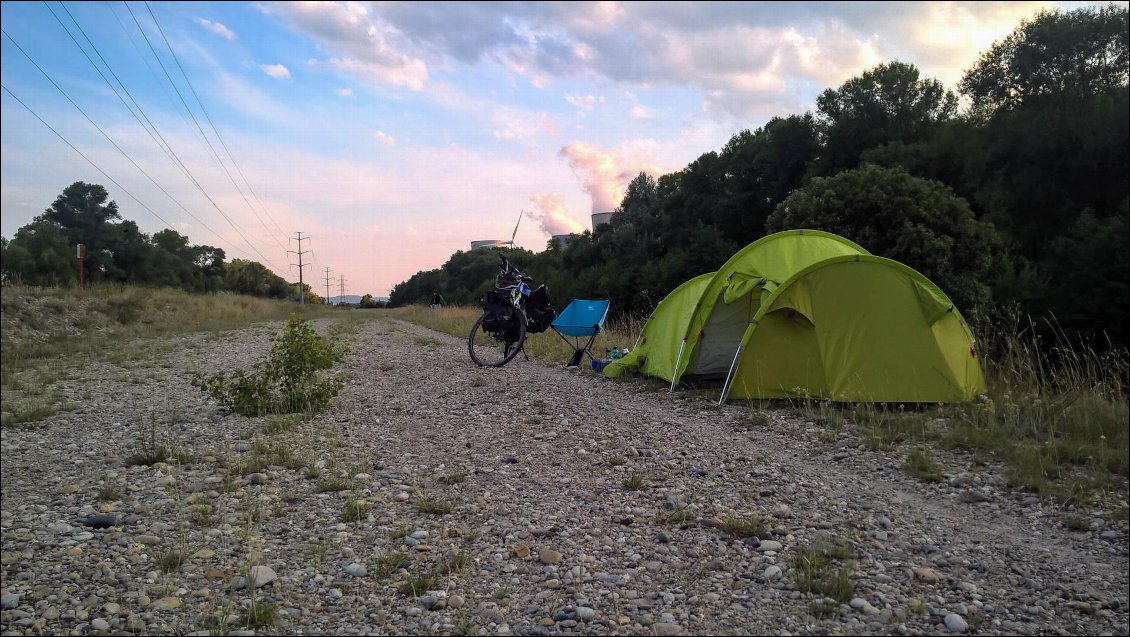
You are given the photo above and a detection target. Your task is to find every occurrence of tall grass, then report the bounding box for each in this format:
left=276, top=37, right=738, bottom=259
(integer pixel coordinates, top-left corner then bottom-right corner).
left=944, top=313, right=1128, bottom=500
left=2, top=284, right=336, bottom=373
left=808, top=311, right=1128, bottom=502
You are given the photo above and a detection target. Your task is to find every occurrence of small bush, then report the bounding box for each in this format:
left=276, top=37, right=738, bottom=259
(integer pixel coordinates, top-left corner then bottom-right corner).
left=720, top=515, right=768, bottom=539
left=438, top=551, right=471, bottom=574
left=243, top=600, right=277, bottom=628
left=126, top=445, right=193, bottom=466
left=375, top=551, right=409, bottom=577
left=342, top=498, right=372, bottom=522
left=903, top=447, right=943, bottom=482
left=791, top=536, right=855, bottom=602
left=193, top=316, right=347, bottom=416
left=623, top=473, right=645, bottom=490
left=156, top=549, right=187, bottom=573
left=415, top=494, right=455, bottom=515
left=315, top=477, right=350, bottom=493
left=399, top=574, right=439, bottom=597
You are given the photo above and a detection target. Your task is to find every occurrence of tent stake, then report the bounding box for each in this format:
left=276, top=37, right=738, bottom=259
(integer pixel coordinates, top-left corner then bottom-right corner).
left=669, top=338, right=687, bottom=392
left=718, top=344, right=744, bottom=405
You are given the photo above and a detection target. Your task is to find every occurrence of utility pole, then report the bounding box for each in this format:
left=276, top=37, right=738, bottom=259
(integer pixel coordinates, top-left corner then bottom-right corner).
left=288, top=232, right=310, bottom=305
left=338, top=275, right=347, bottom=306
left=324, top=267, right=332, bottom=305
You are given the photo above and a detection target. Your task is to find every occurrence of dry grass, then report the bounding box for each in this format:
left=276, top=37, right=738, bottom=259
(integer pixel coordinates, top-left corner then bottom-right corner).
left=2, top=284, right=338, bottom=380
left=383, top=304, right=643, bottom=368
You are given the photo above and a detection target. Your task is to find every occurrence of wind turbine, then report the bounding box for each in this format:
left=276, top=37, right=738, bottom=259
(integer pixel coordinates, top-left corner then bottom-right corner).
left=504, top=211, right=524, bottom=249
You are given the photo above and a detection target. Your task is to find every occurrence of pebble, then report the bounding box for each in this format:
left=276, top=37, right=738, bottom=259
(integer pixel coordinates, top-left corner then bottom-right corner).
left=344, top=563, right=367, bottom=577
left=913, top=567, right=940, bottom=583
left=944, top=612, right=969, bottom=632
left=248, top=565, right=277, bottom=588
left=538, top=548, right=562, bottom=564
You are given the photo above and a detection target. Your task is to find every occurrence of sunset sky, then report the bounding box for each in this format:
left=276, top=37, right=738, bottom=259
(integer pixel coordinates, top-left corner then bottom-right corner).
left=0, top=1, right=1109, bottom=297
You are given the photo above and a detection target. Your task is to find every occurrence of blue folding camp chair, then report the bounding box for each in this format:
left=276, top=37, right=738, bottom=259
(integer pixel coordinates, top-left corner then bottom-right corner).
left=551, top=299, right=611, bottom=368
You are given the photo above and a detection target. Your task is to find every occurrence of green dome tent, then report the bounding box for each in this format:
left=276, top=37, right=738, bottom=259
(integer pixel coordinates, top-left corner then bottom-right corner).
left=604, top=229, right=986, bottom=403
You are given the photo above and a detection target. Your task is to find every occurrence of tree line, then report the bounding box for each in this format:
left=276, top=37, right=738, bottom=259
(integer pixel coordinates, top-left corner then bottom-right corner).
left=0, top=181, right=325, bottom=304
left=391, top=6, right=1129, bottom=351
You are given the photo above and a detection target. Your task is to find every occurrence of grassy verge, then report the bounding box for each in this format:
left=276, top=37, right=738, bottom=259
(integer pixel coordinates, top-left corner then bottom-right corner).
left=1, top=284, right=342, bottom=427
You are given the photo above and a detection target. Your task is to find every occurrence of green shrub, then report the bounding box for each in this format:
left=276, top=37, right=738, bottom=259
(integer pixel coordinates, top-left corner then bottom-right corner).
left=193, top=316, right=347, bottom=416
left=791, top=536, right=855, bottom=602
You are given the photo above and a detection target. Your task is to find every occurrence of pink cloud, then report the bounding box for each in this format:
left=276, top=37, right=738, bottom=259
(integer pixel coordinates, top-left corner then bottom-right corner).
left=527, top=193, right=585, bottom=236
left=559, top=141, right=669, bottom=213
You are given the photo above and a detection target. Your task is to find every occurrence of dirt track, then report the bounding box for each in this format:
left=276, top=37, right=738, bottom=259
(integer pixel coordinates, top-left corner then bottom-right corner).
left=1, top=314, right=1127, bottom=635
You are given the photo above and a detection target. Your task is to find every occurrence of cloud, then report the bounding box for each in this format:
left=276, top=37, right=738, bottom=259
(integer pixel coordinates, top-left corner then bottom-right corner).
left=540, top=115, right=559, bottom=139
left=527, top=193, right=585, bottom=236
left=336, top=87, right=353, bottom=97
left=565, top=93, right=602, bottom=113
left=259, top=63, right=292, bottom=79
left=373, top=130, right=396, bottom=146
left=559, top=141, right=670, bottom=213
left=341, top=3, right=1046, bottom=118
left=196, top=18, right=235, bottom=40
left=262, top=2, right=429, bottom=90
left=630, top=104, right=655, bottom=121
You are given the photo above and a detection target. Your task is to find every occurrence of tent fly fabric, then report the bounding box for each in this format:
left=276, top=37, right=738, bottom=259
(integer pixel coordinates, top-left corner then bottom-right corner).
left=603, top=229, right=986, bottom=403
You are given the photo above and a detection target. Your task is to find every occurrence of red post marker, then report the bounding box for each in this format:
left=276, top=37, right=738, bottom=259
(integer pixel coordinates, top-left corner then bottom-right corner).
left=77, top=243, right=86, bottom=290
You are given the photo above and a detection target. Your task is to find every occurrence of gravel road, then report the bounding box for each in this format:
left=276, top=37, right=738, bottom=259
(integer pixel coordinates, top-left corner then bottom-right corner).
left=1, top=314, right=1127, bottom=636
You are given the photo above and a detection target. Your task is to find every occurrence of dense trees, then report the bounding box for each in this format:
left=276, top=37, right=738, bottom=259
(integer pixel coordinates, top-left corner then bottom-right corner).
left=815, top=61, right=957, bottom=176
left=960, top=6, right=1128, bottom=113
left=1, top=181, right=316, bottom=303
left=392, top=6, right=1127, bottom=350
left=766, top=165, right=1001, bottom=314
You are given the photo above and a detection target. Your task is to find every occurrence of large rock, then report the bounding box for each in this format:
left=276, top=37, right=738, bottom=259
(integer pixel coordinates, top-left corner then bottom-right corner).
left=248, top=565, right=278, bottom=588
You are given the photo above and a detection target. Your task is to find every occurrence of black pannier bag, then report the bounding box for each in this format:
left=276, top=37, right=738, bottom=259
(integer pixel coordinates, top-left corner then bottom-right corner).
left=525, top=285, right=556, bottom=334
left=481, top=290, right=517, bottom=334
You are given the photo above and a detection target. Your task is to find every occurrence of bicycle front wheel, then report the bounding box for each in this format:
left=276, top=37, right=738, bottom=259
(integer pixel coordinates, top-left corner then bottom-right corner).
left=468, top=309, right=526, bottom=367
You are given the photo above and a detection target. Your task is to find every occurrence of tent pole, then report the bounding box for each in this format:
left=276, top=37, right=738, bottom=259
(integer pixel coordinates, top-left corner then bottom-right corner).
left=669, top=338, right=687, bottom=392
left=718, top=344, right=744, bottom=405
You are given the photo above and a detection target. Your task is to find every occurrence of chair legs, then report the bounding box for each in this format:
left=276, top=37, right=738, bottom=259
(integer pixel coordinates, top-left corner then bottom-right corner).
left=567, top=350, right=585, bottom=368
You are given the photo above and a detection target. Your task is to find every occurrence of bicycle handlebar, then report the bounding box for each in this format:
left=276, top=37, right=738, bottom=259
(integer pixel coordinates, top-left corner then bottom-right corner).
left=499, top=254, right=531, bottom=282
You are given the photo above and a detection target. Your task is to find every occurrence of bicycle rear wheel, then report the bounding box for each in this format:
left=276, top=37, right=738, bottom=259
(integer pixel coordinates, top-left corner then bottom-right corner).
left=468, top=309, right=526, bottom=367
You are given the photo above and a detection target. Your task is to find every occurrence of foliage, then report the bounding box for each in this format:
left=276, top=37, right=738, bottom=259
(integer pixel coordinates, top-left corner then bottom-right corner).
left=791, top=537, right=855, bottom=602
left=815, top=61, right=957, bottom=175
left=193, top=316, right=347, bottom=416
left=960, top=6, right=1128, bottom=113
left=766, top=164, right=1002, bottom=314
left=0, top=181, right=329, bottom=301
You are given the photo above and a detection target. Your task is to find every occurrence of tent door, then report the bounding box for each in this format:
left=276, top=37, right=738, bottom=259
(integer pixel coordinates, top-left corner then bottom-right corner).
left=686, top=290, right=759, bottom=380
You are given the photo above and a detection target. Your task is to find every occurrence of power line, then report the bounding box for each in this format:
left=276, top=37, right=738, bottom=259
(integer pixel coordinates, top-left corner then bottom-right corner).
left=44, top=1, right=282, bottom=270
left=0, top=27, right=255, bottom=260
left=109, top=1, right=188, bottom=125
left=143, top=1, right=288, bottom=250
left=2, top=82, right=177, bottom=231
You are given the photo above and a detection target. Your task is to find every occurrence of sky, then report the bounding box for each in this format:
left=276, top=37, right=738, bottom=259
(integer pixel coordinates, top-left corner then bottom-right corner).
left=1, top=1, right=1117, bottom=298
